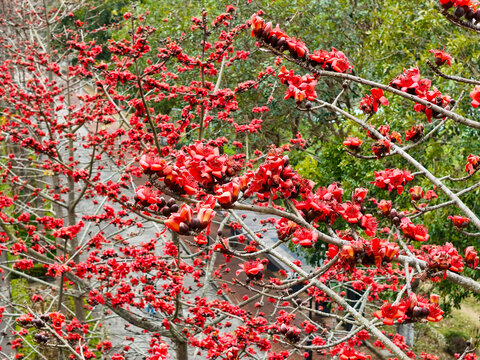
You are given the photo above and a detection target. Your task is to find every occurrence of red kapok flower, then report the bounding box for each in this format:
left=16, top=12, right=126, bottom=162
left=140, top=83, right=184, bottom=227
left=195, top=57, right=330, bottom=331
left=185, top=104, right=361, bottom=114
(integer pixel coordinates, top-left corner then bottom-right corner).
left=292, top=227, right=318, bottom=248
left=215, top=181, right=241, bottom=208
left=470, top=86, right=480, bottom=108
left=164, top=204, right=194, bottom=234
left=400, top=218, right=430, bottom=242
left=409, top=186, right=424, bottom=201
left=338, top=347, right=371, bottom=360
left=213, top=238, right=230, bottom=253
left=373, top=301, right=405, bottom=325
left=465, top=154, right=480, bottom=174
left=371, top=139, right=392, bottom=158
left=360, top=214, right=378, bottom=237
left=286, top=37, right=309, bottom=58
left=425, top=189, right=438, bottom=200
left=371, top=88, right=389, bottom=107
left=250, top=14, right=265, bottom=37
left=352, top=188, right=368, bottom=203
left=339, top=244, right=357, bottom=264
left=465, top=246, right=479, bottom=269
left=309, top=48, right=352, bottom=73
left=375, top=199, right=392, bottom=215
left=361, top=88, right=389, bottom=113
left=426, top=242, right=464, bottom=278
left=448, top=214, right=469, bottom=228
left=139, top=154, right=169, bottom=175
left=429, top=49, right=453, bottom=67
left=359, top=96, right=375, bottom=114
left=237, top=260, right=265, bottom=280
left=135, top=186, right=161, bottom=205
left=17, top=212, right=30, bottom=222
left=337, top=202, right=363, bottom=223
left=276, top=218, right=298, bottom=240
left=196, top=206, right=216, bottom=229
left=49, top=312, right=66, bottom=331
left=390, top=67, right=421, bottom=92
left=329, top=48, right=353, bottom=73
left=405, top=124, right=424, bottom=142
left=426, top=303, right=444, bottom=322
left=278, top=67, right=317, bottom=103
left=389, top=131, right=402, bottom=144
left=372, top=169, right=414, bottom=195
left=343, top=137, right=362, bottom=151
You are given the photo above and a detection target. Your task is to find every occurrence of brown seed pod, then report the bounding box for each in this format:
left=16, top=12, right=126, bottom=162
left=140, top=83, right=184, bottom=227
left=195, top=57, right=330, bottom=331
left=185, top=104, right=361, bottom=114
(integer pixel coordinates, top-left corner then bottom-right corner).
left=454, top=6, right=465, bottom=18
left=179, top=222, right=190, bottom=235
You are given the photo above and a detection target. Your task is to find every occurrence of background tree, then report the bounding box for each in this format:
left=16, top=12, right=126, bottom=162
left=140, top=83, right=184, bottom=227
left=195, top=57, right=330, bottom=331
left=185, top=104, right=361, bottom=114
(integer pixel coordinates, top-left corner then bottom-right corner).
left=0, top=1, right=480, bottom=360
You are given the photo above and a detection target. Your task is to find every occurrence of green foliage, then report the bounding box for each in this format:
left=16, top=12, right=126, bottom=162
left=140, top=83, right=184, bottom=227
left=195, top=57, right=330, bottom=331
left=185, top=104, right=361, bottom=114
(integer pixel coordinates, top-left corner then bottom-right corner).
left=444, top=330, right=470, bottom=355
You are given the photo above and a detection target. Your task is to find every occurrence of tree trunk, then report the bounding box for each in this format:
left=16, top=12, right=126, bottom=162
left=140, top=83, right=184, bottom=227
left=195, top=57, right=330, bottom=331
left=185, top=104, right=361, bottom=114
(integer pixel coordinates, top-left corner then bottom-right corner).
left=175, top=339, right=188, bottom=360
left=397, top=323, right=415, bottom=347
left=0, top=251, right=13, bottom=358
left=67, top=140, right=85, bottom=322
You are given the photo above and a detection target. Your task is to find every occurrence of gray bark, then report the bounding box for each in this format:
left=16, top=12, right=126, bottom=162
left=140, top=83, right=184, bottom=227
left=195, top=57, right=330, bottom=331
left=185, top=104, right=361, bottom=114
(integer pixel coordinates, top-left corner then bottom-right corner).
left=0, top=251, right=13, bottom=359
left=397, top=323, right=415, bottom=347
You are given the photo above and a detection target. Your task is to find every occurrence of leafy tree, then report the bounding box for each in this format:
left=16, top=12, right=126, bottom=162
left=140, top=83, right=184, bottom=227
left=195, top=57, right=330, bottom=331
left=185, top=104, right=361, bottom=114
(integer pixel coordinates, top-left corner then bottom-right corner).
left=1, top=1, right=480, bottom=360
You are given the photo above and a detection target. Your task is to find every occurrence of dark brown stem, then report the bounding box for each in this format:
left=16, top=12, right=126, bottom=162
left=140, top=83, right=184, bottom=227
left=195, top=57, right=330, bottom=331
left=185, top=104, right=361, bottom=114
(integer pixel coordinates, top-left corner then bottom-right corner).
left=426, top=59, right=480, bottom=86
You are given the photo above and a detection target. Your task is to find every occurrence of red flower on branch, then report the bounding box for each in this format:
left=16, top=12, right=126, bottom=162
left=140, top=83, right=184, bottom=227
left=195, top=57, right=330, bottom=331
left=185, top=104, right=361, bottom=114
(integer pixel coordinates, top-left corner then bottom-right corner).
left=237, top=260, right=265, bottom=280
left=400, top=218, right=430, bottom=242
left=278, top=67, right=317, bottom=103
left=360, top=88, right=389, bottom=114
left=465, top=154, right=480, bottom=174
left=409, top=186, right=424, bottom=201
left=372, top=169, right=414, bottom=195
left=373, top=301, right=405, bottom=325
left=373, top=238, right=399, bottom=264
left=371, top=139, right=392, bottom=158
left=399, top=293, right=444, bottom=322
left=343, top=137, right=362, bottom=152
left=405, top=124, right=424, bottom=142
left=352, top=188, right=368, bottom=203
left=429, top=49, right=453, bottom=67
left=470, top=86, right=480, bottom=107
left=338, top=347, right=371, bottom=360
left=49, top=312, right=65, bottom=331
left=360, top=214, right=378, bottom=237
left=374, top=199, right=392, bottom=215
left=276, top=218, right=298, bottom=240
left=448, top=214, right=469, bottom=228
left=292, top=227, right=318, bottom=248
left=215, top=181, right=241, bottom=208
left=286, top=37, right=309, bottom=58
left=309, top=48, right=352, bottom=73
left=140, top=154, right=169, bottom=175
left=426, top=303, right=444, bottom=322
left=164, top=204, right=193, bottom=234
left=337, top=202, right=363, bottom=223
left=250, top=14, right=265, bottom=37
left=465, top=246, right=479, bottom=269
left=390, top=67, right=421, bottom=93
left=135, top=186, right=162, bottom=205
left=413, top=87, right=451, bottom=123
left=425, top=242, right=464, bottom=278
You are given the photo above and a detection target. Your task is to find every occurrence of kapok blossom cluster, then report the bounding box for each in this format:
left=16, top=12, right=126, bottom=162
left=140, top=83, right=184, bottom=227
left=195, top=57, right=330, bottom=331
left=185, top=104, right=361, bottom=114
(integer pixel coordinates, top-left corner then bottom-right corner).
left=249, top=13, right=352, bottom=104
left=359, top=88, right=389, bottom=114
left=373, top=293, right=444, bottom=325
left=250, top=14, right=352, bottom=73
left=371, top=168, right=415, bottom=195
left=390, top=67, right=451, bottom=123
